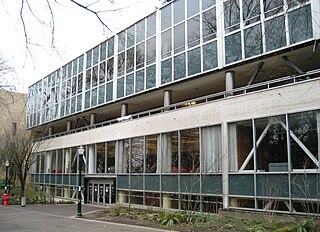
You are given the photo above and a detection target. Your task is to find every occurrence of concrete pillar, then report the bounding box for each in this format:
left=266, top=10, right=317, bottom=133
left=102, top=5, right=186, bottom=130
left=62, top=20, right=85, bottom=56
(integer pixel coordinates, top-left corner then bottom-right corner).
left=90, top=113, right=96, bottom=125
left=163, top=90, right=172, bottom=107
left=88, top=145, right=95, bottom=174
left=121, top=104, right=128, bottom=117
left=65, top=149, right=71, bottom=173
left=118, top=190, right=126, bottom=203
left=162, top=194, right=172, bottom=209
left=222, top=122, right=229, bottom=209
left=67, top=121, right=72, bottom=131
left=45, top=151, right=52, bottom=173
left=64, top=187, right=70, bottom=198
left=48, top=126, right=53, bottom=136
left=225, top=71, right=235, bottom=96
left=45, top=186, right=51, bottom=200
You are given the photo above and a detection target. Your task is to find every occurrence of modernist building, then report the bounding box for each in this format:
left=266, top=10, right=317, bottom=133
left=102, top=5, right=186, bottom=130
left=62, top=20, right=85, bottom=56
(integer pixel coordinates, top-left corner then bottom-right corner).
left=29, top=0, right=320, bottom=215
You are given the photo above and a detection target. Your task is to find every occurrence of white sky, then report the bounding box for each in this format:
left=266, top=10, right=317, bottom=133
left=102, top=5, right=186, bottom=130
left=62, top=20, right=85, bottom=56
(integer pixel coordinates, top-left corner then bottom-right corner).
left=0, top=0, right=161, bottom=92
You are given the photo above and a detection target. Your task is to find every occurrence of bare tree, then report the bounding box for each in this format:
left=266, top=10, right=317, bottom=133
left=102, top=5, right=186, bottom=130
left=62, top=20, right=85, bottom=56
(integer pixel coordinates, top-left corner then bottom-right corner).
left=0, top=54, right=15, bottom=90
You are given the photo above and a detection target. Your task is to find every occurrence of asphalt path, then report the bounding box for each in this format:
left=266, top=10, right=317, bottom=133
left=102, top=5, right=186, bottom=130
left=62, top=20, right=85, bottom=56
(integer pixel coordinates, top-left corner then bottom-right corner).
left=0, top=204, right=174, bottom=232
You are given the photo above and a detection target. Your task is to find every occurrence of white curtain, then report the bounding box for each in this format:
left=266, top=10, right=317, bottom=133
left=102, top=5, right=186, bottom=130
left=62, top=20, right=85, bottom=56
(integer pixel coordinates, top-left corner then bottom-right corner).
left=228, top=124, right=238, bottom=172
left=156, top=135, right=161, bottom=174
left=115, top=140, right=124, bottom=173
left=161, top=134, right=172, bottom=173
left=201, top=126, right=222, bottom=172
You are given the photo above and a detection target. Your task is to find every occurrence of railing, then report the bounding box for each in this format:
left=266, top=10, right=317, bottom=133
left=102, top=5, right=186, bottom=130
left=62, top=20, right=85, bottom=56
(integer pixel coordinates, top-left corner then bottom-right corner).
left=36, top=69, right=320, bottom=141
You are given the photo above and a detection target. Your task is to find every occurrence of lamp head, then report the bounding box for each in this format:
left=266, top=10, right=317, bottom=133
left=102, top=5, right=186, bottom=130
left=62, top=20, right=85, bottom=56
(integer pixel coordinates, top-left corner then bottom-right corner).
left=5, top=160, right=9, bottom=167
left=78, top=145, right=84, bottom=156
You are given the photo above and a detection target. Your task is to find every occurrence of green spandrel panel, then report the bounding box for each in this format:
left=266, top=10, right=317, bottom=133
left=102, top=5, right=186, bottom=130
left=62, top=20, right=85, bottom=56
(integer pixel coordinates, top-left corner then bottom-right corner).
left=39, top=174, right=44, bottom=183
left=256, top=174, right=289, bottom=198
left=202, top=174, right=222, bottom=195
left=56, top=175, right=62, bottom=185
left=145, top=175, right=160, bottom=191
left=291, top=174, right=320, bottom=199
left=45, top=174, right=50, bottom=184
left=130, top=175, right=143, bottom=190
left=180, top=175, right=200, bottom=194
left=70, top=174, right=77, bottom=186
left=117, top=175, right=129, bottom=189
left=161, top=175, right=179, bottom=192
left=63, top=174, right=69, bottom=185
left=229, top=174, right=254, bottom=196
left=51, top=175, right=56, bottom=185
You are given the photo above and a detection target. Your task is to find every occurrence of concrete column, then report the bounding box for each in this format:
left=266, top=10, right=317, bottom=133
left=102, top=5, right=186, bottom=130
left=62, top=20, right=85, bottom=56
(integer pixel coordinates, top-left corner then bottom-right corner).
left=67, top=121, right=72, bottom=131
left=88, top=145, right=95, bottom=174
left=317, top=112, right=320, bottom=168
left=118, top=190, right=126, bottom=204
left=90, top=113, right=96, bottom=125
left=162, top=194, right=172, bottom=209
left=229, top=198, right=238, bottom=207
left=45, top=151, right=52, bottom=173
left=163, top=90, right=172, bottom=107
left=121, top=104, right=128, bottom=117
left=222, top=122, right=229, bottom=209
left=65, top=149, right=71, bottom=173
left=225, top=71, right=235, bottom=96
left=48, top=126, right=53, bottom=136
left=45, top=186, right=51, bottom=201
left=64, top=187, right=70, bottom=198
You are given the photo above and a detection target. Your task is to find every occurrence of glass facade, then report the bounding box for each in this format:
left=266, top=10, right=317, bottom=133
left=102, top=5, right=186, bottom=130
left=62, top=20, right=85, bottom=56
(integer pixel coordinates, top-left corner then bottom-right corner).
left=27, top=0, right=314, bottom=128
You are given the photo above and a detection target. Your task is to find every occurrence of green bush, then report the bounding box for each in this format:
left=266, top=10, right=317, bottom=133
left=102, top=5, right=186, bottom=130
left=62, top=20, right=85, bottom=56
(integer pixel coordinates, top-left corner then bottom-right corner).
left=161, top=212, right=182, bottom=226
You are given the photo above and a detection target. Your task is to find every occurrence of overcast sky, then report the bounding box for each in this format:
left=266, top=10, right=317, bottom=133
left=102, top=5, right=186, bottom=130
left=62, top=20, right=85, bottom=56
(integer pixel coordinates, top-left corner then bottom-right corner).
left=0, top=0, right=161, bottom=92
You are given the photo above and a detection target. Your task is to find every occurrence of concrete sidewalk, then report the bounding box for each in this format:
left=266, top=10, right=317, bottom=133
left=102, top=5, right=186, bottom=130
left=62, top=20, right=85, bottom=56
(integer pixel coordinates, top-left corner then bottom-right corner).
left=0, top=205, right=174, bottom=232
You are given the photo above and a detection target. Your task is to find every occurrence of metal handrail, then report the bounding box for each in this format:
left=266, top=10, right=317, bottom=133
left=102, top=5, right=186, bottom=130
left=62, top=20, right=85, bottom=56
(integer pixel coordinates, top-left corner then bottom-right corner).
left=36, top=69, right=320, bottom=141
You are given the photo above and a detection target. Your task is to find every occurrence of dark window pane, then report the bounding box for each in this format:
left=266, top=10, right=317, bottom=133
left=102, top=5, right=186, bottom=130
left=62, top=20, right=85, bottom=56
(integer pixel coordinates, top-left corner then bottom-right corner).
left=263, top=0, right=283, bottom=18
left=146, top=65, right=156, bottom=89
left=288, top=5, right=312, bottom=44
left=188, top=47, right=201, bottom=76
left=203, top=41, right=217, bottom=71
left=93, top=46, right=99, bottom=65
left=174, top=53, right=186, bottom=80
left=99, top=62, right=106, bottom=84
left=265, top=16, right=286, bottom=51
left=225, top=32, right=242, bottom=64
left=146, top=135, right=158, bottom=173
left=118, top=31, right=126, bottom=52
left=126, top=48, right=135, bottom=73
left=127, top=25, right=135, bottom=48
left=161, top=58, right=172, bottom=84
left=161, top=29, right=172, bottom=59
left=135, top=69, right=145, bottom=93
left=98, top=84, right=105, bottom=105
left=92, top=65, right=98, bottom=87
left=117, top=78, right=124, bottom=98
left=147, top=37, right=156, bottom=64
left=86, top=50, right=92, bottom=69
left=100, top=41, right=106, bottom=61
left=86, top=69, right=91, bottom=90
left=187, top=15, right=200, bottom=48
left=107, top=37, right=114, bottom=58
left=243, top=0, right=260, bottom=25
left=161, top=4, right=172, bottom=31
left=107, top=58, right=114, bottom=81
left=224, top=0, right=240, bottom=33
left=202, top=0, right=215, bottom=10
left=136, top=42, right=145, bottom=69
left=118, top=52, right=125, bottom=77
left=244, top=24, right=262, bottom=58
left=77, top=94, right=82, bottom=111
left=187, top=0, right=199, bottom=18
left=72, top=59, right=77, bottom=76
left=106, top=82, right=113, bottom=102
left=136, top=19, right=145, bottom=43
left=147, top=13, right=156, bottom=37
left=202, top=8, right=216, bottom=42
left=77, top=73, right=83, bottom=94
left=91, top=88, right=97, bottom=107
left=126, top=74, right=134, bottom=96
left=85, top=91, right=90, bottom=109
left=174, top=0, right=185, bottom=24
left=79, top=56, right=84, bottom=73
left=174, top=23, right=185, bottom=53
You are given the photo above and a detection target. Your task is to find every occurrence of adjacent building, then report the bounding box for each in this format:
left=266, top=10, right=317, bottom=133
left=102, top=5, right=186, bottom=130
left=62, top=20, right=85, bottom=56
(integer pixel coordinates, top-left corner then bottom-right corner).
left=28, top=0, right=320, bottom=215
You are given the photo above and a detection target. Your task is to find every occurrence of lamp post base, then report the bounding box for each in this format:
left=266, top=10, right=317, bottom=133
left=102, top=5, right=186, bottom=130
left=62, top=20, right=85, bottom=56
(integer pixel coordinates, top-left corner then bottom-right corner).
left=76, top=213, right=82, bottom=217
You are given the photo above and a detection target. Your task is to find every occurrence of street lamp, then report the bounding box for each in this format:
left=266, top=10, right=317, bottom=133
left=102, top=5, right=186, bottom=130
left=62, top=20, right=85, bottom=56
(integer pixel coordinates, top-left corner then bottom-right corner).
left=77, top=145, right=84, bottom=217
left=5, top=160, right=9, bottom=194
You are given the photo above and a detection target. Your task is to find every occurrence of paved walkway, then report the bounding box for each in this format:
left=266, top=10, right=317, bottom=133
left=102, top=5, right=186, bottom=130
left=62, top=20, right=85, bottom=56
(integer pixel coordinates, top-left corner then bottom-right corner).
left=0, top=204, right=174, bottom=232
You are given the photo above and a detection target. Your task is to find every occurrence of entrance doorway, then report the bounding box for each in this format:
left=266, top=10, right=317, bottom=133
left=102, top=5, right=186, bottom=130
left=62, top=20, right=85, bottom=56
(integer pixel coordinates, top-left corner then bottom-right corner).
left=87, top=179, right=115, bottom=205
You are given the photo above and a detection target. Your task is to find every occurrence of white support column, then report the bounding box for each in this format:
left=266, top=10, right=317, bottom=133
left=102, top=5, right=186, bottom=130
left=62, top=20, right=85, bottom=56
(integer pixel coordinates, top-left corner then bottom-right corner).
left=90, top=113, right=96, bottom=125
left=222, top=122, right=229, bottom=209
left=67, top=121, right=72, bottom=132
left=317, top=111, right=320, bottom=167
left=225, top=71, right=235, bottom=96
left=121, top=104, right=128, bottom=117
left=88, top=145, right=95, bottom=174
left=45, top=151, right=52, bottom=173
left=65, top=149, right=71, bottom=173
left=162, top=194, right=172, bottom=209
left=163, top=90, right=172, bottom=109
left=48, top=126, right=53, bottom=136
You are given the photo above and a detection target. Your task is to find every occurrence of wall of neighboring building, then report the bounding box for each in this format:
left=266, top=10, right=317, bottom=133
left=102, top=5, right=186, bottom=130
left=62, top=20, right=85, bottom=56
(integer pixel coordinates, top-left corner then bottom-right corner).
left=0, top=90, right=27, bottom=140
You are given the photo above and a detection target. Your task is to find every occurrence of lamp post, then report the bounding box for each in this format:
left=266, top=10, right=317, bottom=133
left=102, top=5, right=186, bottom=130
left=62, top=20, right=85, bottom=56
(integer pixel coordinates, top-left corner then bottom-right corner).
left=5, top=160, right=9, bottom=194
left=77, top=145, right=84, bottom=217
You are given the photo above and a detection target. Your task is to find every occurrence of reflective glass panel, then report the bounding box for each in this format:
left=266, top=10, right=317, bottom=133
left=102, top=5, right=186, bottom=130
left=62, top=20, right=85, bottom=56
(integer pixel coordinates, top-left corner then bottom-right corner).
left=147, top=13, right=156, bottom=37
left=187, top=15, right=200, bottom=48
left=107, top=37, right=114, bottom=58
left=126, top=48, right=134, bottom=73
left=202, top=7, right=216, bottom=42
left=174, top=23, right=185, bottom=53
left=146, top=65, right=156, bottom=89
left=161, top=58, right=172, bottom=84
left=288, top=5, right=312, bottom=44
left=161, top=29, right=172, bottom=59
left=174, top=0, right=185, bottom=24
left=126, top=74, right=134, bottom=96
left=106, top=82, right=113, bottom=102
left=147, top=37, right=156, bottom=64
left=188, top=47, right=201, bottom=76
left=203, top=41, right=217, bottom=71
left=225, top=32, right=242, bottom=64
left=136, top=42, right=145, bottom=69
left=135, top=69, right=144, bottom=93
left=187, top=0, right=199, bottom=18
left=127, top=25, right=135, bottom=48
left=174, top=53, right=186, bottom=80
left=244, top=24, right=262, bottom=58
left=161, top=4, right=172, bottom=31
left=202, top=0, right=215, bottom=10
left=224, top=0, right=240, bottom=33
left=265, top=16, right=286, bottom=51
left=117, top=78, right=124, bottom=98
left=118, top=31, right=126, bottom=52
left=136, top=19, right=145, bottom=43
